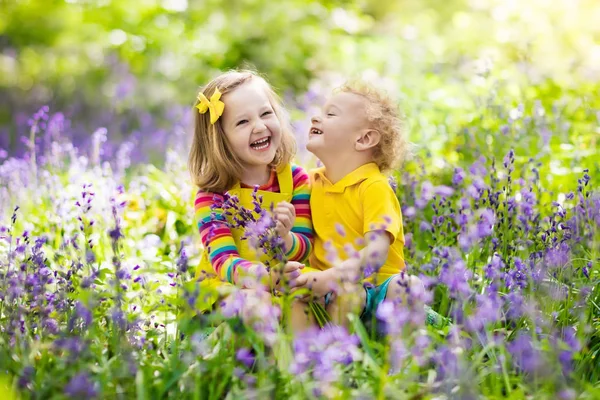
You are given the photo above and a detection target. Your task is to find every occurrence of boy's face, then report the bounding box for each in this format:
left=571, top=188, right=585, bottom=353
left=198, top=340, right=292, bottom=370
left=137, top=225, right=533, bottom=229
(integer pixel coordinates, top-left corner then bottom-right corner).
left=307, top=91, right=371, bottom=161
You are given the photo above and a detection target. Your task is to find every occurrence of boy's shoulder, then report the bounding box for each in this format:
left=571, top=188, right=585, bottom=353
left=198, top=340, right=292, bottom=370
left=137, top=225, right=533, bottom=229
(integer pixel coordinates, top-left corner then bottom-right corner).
left=306, top=163, right=389, bottom=185
left=357, top=171, right=392, bottom=195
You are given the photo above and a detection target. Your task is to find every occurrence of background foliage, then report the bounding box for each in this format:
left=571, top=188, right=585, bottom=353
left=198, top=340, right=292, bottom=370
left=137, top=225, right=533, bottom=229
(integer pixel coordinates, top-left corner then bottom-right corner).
left=1, top=0, right=599, bottom=398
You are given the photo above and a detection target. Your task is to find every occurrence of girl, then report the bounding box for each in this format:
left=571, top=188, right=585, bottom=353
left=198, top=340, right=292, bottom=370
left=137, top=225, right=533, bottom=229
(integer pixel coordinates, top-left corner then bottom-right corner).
left=189, top=70, right=313, bottom=313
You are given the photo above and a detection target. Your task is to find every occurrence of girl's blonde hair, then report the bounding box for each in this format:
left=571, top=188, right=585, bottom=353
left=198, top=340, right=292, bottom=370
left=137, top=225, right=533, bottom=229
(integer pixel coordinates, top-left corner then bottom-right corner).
left=188, top=70, right=296, bottom=192
left=337, top=81, right=408, bottom=171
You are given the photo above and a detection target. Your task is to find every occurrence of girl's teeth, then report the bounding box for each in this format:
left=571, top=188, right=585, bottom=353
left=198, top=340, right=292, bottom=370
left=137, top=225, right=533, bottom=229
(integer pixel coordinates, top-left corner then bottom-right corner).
left=251, top=138, right=270, bottom=150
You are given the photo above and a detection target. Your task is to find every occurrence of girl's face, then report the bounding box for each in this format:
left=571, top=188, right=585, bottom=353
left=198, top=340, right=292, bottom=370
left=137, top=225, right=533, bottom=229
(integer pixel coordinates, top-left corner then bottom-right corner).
left=220, top=80, right=282, bottom=170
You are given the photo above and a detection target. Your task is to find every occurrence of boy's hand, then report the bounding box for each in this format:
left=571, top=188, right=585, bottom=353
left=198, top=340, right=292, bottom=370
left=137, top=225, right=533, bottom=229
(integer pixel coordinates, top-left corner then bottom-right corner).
left=291, top=269, right=338, bottom=302
left=274, top=201, right=295, bottom=238
left=270, top=261, right=304, bottom=288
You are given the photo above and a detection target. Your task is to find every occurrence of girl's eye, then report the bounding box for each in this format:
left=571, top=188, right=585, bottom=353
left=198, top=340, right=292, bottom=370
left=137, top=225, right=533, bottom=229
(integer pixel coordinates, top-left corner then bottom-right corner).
left=327, top=113, right=335, bottom=117
left=236, top=120, right=248, bottom=126
left=261, top=110, right=273, bottom=117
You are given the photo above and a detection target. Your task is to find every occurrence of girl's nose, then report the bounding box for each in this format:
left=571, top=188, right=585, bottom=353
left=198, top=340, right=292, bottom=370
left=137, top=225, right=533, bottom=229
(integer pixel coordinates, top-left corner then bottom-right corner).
left=311, top=115, right=321, bottom=124
left=253, top=120, right=267, bottom=133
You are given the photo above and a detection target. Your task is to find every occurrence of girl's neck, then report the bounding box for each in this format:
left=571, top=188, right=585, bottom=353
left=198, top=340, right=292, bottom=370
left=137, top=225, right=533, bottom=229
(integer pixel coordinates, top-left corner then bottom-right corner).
left=240, top=165, right=272, bottom=187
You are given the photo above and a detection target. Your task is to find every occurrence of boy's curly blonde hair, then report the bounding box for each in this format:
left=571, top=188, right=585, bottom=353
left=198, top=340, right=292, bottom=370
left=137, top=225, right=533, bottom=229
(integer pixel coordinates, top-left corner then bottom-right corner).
left=336, top=81, right=407, bottom=171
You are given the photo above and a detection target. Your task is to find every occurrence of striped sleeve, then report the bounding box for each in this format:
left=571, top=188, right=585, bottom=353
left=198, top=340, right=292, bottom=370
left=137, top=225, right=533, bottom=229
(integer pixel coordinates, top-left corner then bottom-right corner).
left=285, top=165, right=314, bottom=262
left=195, top=190, right=253, bottom=284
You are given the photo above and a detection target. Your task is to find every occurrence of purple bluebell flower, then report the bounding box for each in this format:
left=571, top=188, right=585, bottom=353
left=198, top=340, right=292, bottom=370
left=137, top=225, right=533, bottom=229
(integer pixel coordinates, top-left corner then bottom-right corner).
left=452, top=167, right=465, bottom=186
left=54, top=337, right=86, bottom=355
left=439, top=260, right=472, bottom=299
left=434, top=185, right=454, bottom=198
left=466, top=291, right=502, bottom=332
left=416, top=181, right=434, bottom=209
left=176, top=242, right=189, bottom=274
left=558, top=388, right=577, bottom=400
left=545, top=243, right=570, bottom=269
left=291, top=325, right=361, bottom=386
left=67, top=302, right=92, bottom=331
left=433, top=345, right=459, bottom=380
left=388, top=175, right=398, bottom=192
left=64, top=373, right=98, bottom=398
left=507, top=334, right=543, bottom=374
left=44, top=318, right=59, bottom=334
left=115, top=267, right=130, bottom=280
left=236, top=347, right=255, bottom=368
left=17, top=366, right=35, bottom=389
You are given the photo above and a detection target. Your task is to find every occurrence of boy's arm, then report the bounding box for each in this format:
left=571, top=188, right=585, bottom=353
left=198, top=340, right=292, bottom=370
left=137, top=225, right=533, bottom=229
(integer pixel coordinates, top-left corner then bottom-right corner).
left=331, top=230, right=391, bottom=282
left=282, top=165, right=314, bottom=262
left=293, top=178, right=401, bottom=294
left=195, top=190, right=267, bottom=288
left=293, top=231, right=390, bottom=298
left=331, top=178, right=401, bottom=282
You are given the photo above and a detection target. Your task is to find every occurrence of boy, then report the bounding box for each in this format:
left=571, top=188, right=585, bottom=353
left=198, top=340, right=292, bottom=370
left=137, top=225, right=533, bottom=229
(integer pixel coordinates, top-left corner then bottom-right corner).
left=289, top=81, right=429, bottom=330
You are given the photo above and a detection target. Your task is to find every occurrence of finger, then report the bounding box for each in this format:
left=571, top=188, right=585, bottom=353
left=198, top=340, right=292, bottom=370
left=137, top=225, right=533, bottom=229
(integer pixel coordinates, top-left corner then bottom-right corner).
left=285, top=269, right=301, bottom=280
left=275, top=219, right=291, bottom=232
left=277, top=201, right=292, bottom=208
left=275, top=220, right=285, bottom=233
left=283, top=261, right=304, bottom=272
left=276, top=203, right=295, bottom=216
left=275, top=209, right=293, bottom=222
left=275, top=204, right=291, bottom=212
left=278, top=215, right=291, bottom=229
left=289, top=277, right=307, bottom=288
left=278, top=201, right=294, bottom=211
left=286, top=203, right=296, bottom=217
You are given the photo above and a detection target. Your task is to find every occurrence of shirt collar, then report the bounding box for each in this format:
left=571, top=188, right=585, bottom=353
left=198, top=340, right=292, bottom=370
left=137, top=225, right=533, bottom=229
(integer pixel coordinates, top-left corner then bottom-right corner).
left=313, top=163, right=381, bottom=193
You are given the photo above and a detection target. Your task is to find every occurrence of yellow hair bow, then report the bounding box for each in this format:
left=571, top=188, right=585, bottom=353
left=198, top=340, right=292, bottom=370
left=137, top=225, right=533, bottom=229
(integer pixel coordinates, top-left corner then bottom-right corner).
left=196, top=87, right=225, bottom=124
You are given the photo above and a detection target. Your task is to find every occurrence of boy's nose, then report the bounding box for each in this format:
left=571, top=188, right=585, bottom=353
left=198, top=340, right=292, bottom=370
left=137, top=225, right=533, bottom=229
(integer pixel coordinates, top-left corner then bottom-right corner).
left=311, top=115, right=321, bottom=124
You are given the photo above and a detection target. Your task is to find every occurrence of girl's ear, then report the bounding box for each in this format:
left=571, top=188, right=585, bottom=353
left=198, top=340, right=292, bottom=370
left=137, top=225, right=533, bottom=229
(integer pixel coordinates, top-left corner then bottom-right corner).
left=355, top=129, right=381, bottom=151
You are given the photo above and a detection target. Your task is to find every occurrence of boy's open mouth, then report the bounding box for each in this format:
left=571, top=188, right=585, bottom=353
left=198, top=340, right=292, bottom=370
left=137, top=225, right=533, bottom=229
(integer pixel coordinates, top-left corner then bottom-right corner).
left=310, top=128, right=323, bottom=135
left=250, top=137, right=271, bottom=150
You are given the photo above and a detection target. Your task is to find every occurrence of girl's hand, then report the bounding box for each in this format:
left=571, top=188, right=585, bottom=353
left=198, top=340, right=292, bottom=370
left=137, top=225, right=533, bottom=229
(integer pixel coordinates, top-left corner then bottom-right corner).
left=238, top=263, right=270, bottom=291
left=274, top=201, right=295, bottom=238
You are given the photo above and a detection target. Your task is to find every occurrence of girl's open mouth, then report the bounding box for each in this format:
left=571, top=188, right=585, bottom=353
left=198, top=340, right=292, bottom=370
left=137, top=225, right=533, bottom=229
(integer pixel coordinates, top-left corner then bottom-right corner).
left=250, top=137, right=271, bottom=151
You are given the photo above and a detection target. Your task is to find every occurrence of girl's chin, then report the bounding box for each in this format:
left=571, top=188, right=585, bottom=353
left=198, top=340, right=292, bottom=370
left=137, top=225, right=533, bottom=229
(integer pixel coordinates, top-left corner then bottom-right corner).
left=244, top=150, right=277, bottom=165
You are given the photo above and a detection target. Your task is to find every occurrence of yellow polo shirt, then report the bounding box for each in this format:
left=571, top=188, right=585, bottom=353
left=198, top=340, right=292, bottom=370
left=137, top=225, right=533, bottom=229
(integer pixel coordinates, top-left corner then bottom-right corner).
left=309, top=162, right=405, bottom=284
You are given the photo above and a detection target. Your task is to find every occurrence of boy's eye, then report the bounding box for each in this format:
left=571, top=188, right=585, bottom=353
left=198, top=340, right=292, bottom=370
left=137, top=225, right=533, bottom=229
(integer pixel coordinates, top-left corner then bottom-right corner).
left=261, top=110, right=273, bottom=117
left=327, top=113, right=336, bottom=116
left=236, top=120, right=248, bottom=126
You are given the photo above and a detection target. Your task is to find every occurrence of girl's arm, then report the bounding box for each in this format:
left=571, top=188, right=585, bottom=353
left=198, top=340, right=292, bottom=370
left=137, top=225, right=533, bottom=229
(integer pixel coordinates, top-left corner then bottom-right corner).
left=283, top=165, right=314, bottom=263
left=195, top=190, right=264, bottom=287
